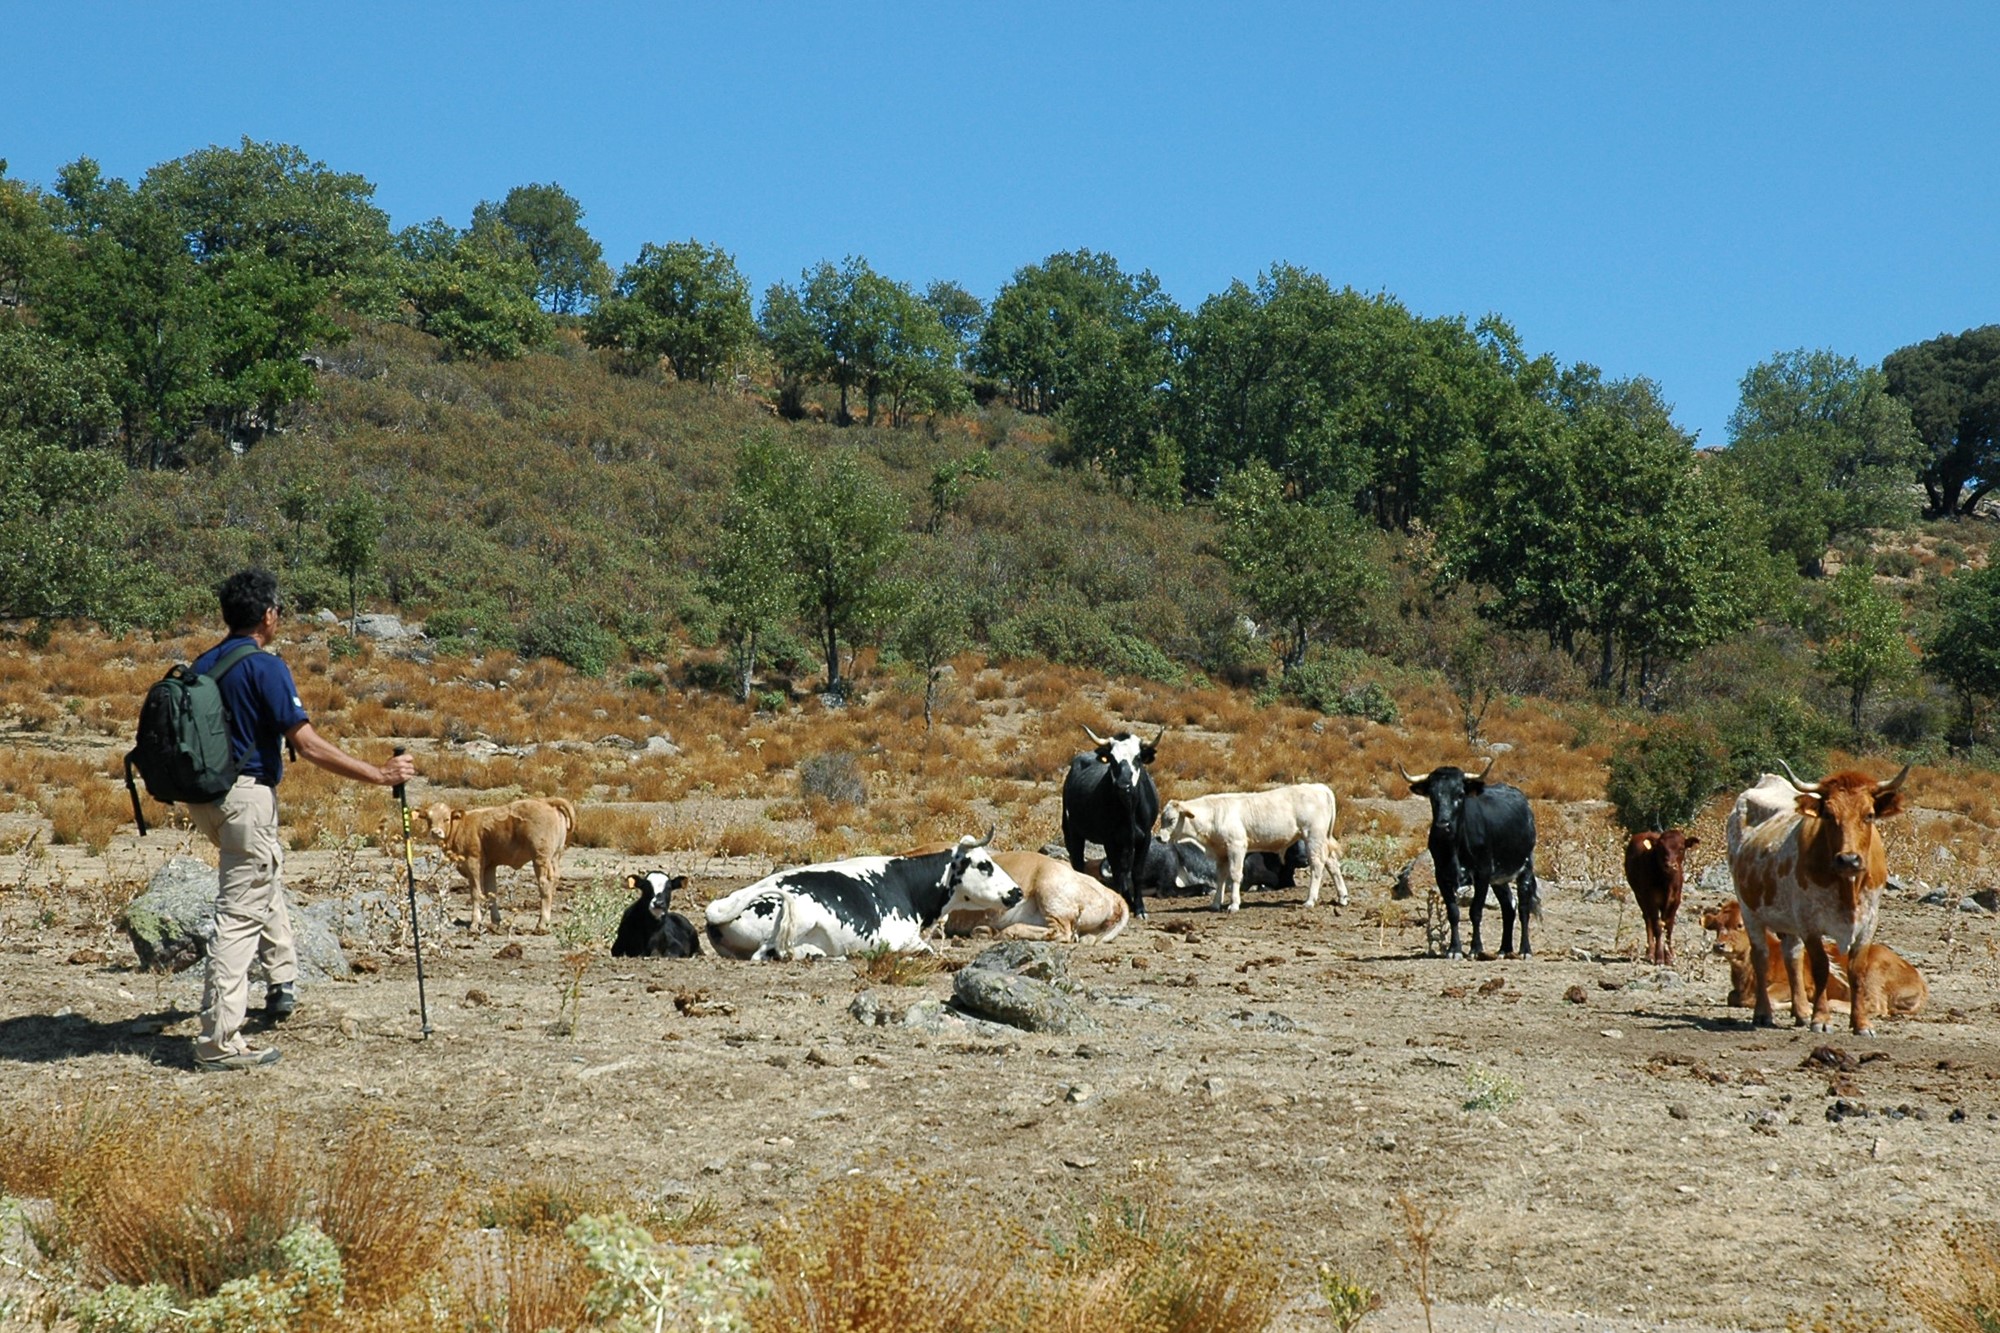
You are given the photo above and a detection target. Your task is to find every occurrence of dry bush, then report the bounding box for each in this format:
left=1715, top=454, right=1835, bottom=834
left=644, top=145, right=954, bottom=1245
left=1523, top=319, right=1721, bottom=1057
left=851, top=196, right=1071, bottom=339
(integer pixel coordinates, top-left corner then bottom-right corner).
left=1044, top=1190, right=1288, bottom=1333
left=850, top=946, right=944, bottom=987
left=451, top=1228, right=595, bottom=1333
left=318, top=1118, right=455, bottom=1310
left=1896, top=1217, right=2000, bottom=1332
left=40, top=778, right=131, bottom=853
left=573, top=805, right=673, bottom=854
left=752, top=1176, right=1015, bottom=1333
left=53, top=1109, right=310, bottom=1299
left=479, top=1176, right=625, bottom=1237
left=717, top=821, right=784, bottom=859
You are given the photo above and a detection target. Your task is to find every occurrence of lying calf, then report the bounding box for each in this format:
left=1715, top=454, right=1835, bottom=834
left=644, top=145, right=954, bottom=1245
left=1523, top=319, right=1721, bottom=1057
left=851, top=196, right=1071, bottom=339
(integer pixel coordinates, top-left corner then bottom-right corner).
left=1699, top=900, right=1926, bottom=1018
left=945, top=851, right=1129, bottom=943
left=611, top=871, right=701, bottom=958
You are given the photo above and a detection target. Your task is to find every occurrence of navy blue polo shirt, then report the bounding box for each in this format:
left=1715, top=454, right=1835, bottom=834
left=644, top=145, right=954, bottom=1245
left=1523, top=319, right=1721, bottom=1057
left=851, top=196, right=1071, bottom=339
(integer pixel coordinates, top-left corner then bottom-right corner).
left=191, top=636, right=311, bottom=786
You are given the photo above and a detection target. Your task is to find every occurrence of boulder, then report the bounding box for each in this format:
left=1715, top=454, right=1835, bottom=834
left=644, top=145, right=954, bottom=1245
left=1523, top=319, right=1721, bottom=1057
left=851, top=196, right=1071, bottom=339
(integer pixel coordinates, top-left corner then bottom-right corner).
left=120, top=857, right=351, bottom=982
left=951, top=941, right=1095, bottom=1034
left=353, top=613, right=420, bottom=641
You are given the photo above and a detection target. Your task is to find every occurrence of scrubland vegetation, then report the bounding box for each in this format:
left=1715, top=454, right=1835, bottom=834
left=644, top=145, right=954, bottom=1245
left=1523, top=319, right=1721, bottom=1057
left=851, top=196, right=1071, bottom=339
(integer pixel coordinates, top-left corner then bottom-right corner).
left=6, top=138, right=2000, bottom=1329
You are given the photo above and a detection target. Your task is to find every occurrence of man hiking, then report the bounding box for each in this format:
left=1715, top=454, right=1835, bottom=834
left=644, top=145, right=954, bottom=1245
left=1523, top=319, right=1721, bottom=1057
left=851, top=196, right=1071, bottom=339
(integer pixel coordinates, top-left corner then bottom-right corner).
left=188, top=568, right=416, bottom=1072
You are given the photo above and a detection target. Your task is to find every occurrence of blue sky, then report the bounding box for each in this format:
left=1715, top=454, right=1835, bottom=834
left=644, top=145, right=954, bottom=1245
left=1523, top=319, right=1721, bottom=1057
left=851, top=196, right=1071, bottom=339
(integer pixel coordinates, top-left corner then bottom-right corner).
left=6, top=3, right=1996, bottom=447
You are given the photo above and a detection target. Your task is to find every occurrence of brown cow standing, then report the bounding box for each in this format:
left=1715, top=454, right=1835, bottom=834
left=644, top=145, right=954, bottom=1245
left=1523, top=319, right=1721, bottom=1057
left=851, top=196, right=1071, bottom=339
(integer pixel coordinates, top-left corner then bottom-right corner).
left=421, top=797, right=577, bottom=933
left=1624, top=829, right=1698, bottom=965
left=1725, top=764, right=1909, bottom=1035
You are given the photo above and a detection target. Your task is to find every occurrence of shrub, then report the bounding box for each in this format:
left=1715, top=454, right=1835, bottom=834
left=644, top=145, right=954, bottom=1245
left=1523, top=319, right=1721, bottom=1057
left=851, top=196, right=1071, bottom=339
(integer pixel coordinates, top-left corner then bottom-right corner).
left=1280, top=657, right=1399, bottom=724
left=1697, top=689, right=1840, bottom=785
left=798, top=752, right=866, bottom=806
left=1605, top=716, right=1728, bottom=833
left=517, top=606, right=618, bottom=676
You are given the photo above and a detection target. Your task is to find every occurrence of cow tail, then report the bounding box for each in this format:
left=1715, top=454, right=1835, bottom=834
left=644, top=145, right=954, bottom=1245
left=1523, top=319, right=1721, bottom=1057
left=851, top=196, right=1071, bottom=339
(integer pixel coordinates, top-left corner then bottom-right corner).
left=553, top=797, right=579, bottom=831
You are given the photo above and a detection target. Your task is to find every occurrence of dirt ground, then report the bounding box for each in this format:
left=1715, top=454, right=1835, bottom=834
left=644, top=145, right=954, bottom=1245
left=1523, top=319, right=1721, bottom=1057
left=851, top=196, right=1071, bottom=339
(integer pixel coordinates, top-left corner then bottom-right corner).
left=4, top=787, right=1996, bottom=1333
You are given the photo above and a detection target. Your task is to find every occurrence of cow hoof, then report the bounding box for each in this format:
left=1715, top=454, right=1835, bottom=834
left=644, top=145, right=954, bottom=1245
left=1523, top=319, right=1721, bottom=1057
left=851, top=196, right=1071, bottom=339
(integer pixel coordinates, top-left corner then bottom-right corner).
left=1809, top=1020, right=1832, bottom=1033
left=1854, top=1026, right=1878, bottom=1038
left=1753, top=1014, right=1778, bottom=1029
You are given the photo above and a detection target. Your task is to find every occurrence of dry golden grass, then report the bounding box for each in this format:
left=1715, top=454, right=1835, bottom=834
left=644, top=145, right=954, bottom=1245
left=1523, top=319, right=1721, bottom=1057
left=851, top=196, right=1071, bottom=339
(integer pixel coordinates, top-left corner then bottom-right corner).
left=850, top=945, right=945, bottom=987
left=572, top=804, right=675, bottom=854
left=1897, top=1218, right=2000, bottom=1332
left=752, top=1176, right=1016, bottom=1333
left=318, top=1119, right=457, bottom=1310
left=752, top=1177, right=1288, bottom=1333
left=1, top=1096, right=452, bottom=1310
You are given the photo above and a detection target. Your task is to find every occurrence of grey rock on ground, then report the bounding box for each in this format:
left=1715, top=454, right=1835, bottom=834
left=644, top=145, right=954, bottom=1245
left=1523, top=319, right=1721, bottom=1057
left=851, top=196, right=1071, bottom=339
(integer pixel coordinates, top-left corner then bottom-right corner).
left=951, top=941, right=1096, bottom=1034
left=121, top=856, right=351, bottom=982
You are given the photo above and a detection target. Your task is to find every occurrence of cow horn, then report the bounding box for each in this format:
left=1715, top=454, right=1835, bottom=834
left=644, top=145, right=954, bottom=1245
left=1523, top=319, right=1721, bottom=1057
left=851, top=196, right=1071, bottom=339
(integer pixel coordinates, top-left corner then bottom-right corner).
left=1774, top=758, right=1814, bottom=793
left=1877, top=764, right=1911, bottom=795
left=1473, top=756, right=1496, bottom=782
left=1152, top=726, right=1166, bottom=746
left=1083, top=724, right=1108, bottom=746
left=1396, top=760, right=1431, bottom=785
left=973, top=825, right=995, bottom=849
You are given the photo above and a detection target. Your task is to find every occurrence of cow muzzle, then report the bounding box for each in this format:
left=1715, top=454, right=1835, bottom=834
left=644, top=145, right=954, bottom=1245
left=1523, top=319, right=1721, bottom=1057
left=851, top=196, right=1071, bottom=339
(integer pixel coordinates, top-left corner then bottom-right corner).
left=1834, top=852, right=1864, bottom=873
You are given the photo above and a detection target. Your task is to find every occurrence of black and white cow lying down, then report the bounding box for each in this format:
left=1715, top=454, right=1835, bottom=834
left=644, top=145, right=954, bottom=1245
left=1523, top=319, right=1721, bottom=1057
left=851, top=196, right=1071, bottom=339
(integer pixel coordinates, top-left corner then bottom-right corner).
left=704, top=831, right=1023, bottom=960
left=611, top=871, right=701, bottom=958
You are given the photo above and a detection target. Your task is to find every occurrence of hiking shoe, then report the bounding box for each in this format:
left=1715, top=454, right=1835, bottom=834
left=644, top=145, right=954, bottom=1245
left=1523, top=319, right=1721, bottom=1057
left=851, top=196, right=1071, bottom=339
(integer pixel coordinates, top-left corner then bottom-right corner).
left=195, top=1046, right=281, bottom=1073
left=264, top=983, right=297, bottom=1022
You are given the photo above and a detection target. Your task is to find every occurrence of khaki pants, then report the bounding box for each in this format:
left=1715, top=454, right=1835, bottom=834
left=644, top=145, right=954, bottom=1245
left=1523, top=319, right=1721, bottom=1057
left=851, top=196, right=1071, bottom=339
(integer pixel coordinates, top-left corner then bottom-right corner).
left=188, top=778, right=297, bottom=1058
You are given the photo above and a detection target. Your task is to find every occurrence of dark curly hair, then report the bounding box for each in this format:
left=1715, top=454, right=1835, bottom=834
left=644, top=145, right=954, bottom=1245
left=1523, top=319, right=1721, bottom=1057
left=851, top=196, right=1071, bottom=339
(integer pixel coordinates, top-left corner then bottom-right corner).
left=218, top=568, right=282, bottom=633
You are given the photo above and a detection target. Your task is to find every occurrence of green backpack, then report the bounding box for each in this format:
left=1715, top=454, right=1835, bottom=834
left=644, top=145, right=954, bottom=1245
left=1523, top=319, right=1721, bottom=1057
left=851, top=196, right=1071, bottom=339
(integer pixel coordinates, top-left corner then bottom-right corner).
left=123, top=643, right=260, bottom=835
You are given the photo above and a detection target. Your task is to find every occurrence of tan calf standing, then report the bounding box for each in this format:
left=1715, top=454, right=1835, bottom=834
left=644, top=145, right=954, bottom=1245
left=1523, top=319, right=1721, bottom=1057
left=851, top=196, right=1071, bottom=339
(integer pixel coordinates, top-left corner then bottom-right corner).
left=421, top=797, right=577, bottom=932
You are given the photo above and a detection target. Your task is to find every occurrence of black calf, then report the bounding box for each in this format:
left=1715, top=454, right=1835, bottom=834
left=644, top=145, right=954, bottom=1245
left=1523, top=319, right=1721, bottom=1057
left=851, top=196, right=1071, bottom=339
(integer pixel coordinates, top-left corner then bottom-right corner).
left=612, top=871, right=701, bottom=958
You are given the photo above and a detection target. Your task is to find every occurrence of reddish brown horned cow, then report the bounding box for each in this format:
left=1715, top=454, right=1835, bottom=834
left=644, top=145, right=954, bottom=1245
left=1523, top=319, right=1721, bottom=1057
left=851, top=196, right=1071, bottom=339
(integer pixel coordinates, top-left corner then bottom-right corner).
left=1725, top=763, right=1909, bottom=1035
left=1624, top=828, right=1698, bottom=965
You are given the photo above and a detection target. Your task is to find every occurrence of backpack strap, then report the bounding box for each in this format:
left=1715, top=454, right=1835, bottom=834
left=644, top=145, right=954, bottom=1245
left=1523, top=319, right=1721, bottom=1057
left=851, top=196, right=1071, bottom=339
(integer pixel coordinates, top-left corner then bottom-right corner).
left=209, top=642, right=261, bottom=683
left=124, top=749, right=148, bottom=837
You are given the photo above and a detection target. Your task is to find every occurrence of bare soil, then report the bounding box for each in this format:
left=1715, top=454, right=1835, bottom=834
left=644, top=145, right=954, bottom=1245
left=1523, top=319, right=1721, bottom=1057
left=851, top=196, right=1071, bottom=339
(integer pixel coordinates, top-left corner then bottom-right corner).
left=3, top=801, right=1996, bottom=1332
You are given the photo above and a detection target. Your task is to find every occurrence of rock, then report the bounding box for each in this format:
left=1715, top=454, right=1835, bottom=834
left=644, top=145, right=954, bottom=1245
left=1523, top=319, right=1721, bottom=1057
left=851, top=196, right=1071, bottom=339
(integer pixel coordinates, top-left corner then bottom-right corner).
left=353, top=613, right=420, bottom=641
left=313, top=609, right=340, bottom=626
left=121, top=857, right=351, bottom=982
left=1226, top=1010, right=1299, bottom=1033
left=300, top=891, right=405, bottom=948
left=899, top=999, right=1018, bottom=1039
left=1697, top=862, right=1734, bottom=893
left=952, top=942, right=1095, bottom=1034
left=848, top=990, right=910, bottom=1027
left=644, top=735, right=681, bottom=756
left=598, top=734, right=637, bottom=750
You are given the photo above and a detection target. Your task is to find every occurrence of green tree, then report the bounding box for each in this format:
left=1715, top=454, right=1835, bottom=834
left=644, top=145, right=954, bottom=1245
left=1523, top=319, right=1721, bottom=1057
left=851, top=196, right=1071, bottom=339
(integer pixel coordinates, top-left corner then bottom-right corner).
left=1605, top=717, right=1729, bottom=833
left=1723, top=349, right=1921, bottom=575
left=588, top=240, right=755, bottom=383
left=975, top=250, right=1181, bottom=488
left=141, top=137, right=397, bottom=315
left=871, top=286, right=971, bottom=427
left=395, top=218, right=551, bottom=359
left=0, top=320, right=126, bottom=620
left=923, top=280, right=984, bottom=364
left=1213, top=459, right=1387, bottom=672
left=1812, top=565, right=1914, bottom=734
left=1924, top=564, right=2000, bottom=747
left=1443, top=368, right=1765, bottom=696
left=758, top=257, right=907, bottom=426
left=894, top=574, right=970, bottom=732
left=926, top=450, right=994, bottom=534
left=0, top=160, right=62, bottom=307
left=470, top=182, right=609, bottom=315
left=736, top=437, right=909, bottom=693
left=1175, top=267, right=1542, bottom=526
left=35, top=158, right=221, bottom=467
left=325, top=491, right=382, bottom=633
left=699, top=466, right=797, bottom=704
left=1882, top=325, right=2000, bottom=519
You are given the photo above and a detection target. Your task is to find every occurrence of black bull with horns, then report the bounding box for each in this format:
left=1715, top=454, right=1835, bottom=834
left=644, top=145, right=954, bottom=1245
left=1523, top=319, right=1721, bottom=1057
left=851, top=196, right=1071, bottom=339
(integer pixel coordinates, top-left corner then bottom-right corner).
left=1399, top=757, right=1541, bottom=958
left=1062, top=726, right=1165, bottom=918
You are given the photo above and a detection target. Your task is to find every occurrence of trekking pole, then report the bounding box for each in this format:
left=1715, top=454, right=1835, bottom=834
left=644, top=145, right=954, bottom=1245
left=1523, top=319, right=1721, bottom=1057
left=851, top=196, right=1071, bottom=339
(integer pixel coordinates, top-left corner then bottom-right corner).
left=392, top=747, right=432, bottom=1038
